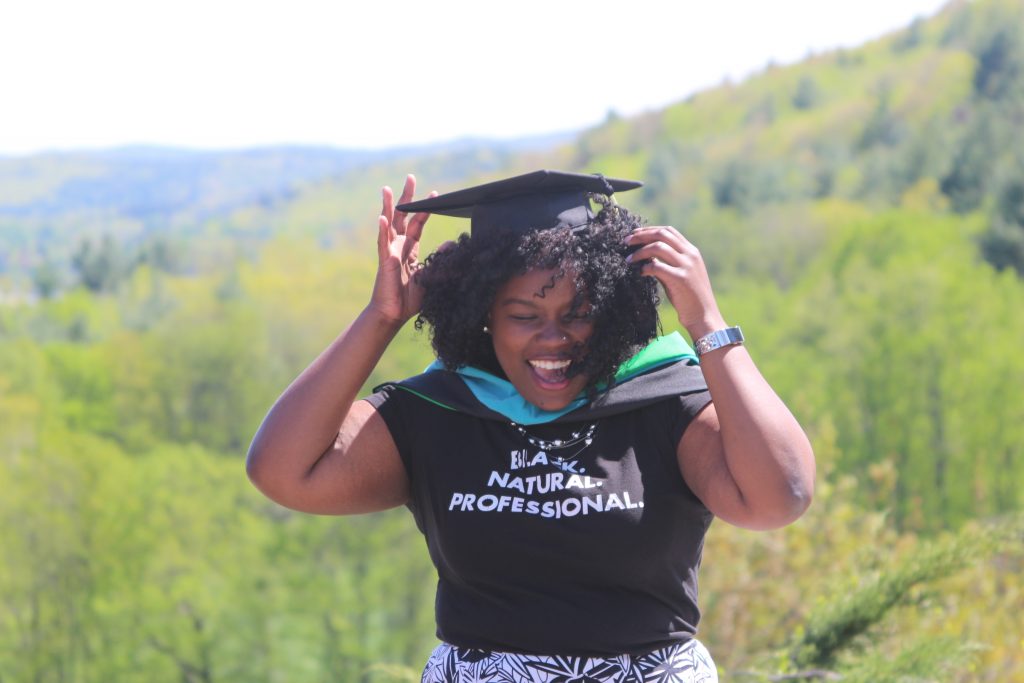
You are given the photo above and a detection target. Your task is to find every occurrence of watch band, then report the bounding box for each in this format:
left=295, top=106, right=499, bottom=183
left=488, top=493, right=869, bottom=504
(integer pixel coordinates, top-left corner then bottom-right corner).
left=694, top=326, right=744, bottom=358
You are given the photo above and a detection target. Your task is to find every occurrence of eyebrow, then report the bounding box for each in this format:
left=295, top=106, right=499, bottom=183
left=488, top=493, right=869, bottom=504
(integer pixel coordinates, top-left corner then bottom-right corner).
left=497, top=297, right=538, bottom=308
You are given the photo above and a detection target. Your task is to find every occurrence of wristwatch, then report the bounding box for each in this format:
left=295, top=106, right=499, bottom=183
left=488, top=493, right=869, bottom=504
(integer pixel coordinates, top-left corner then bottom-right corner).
left=694, top=326, right=744, bottom=358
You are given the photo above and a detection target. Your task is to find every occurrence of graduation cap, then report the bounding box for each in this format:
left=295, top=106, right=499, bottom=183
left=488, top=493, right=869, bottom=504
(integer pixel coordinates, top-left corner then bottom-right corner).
left=396, top=169, right=642, bottom=244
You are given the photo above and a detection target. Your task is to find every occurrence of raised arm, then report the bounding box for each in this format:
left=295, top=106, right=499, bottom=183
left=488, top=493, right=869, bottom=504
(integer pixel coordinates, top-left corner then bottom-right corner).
left=245, top=175, right=437, bottom=515
left=625, top=225, right=815, bottom=530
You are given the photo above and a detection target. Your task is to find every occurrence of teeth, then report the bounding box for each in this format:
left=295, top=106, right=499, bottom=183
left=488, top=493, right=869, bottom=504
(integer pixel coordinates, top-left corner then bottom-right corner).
left=529, top=359, right=571, bottom=370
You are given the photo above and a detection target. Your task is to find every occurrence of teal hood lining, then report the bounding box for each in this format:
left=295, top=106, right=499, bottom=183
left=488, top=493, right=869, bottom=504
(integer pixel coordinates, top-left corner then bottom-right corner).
left=415, top=332, right=697, bottom=424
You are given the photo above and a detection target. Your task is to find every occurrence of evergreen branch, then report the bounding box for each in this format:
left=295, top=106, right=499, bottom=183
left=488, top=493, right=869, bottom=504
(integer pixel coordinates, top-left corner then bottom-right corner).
left=788, top=517, right=1017, bottom=670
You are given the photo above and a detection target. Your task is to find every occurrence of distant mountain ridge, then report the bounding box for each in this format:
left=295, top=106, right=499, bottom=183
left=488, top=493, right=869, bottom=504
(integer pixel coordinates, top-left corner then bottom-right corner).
left=0, top=134, right=571, bottom=220
left=0, top=134, right=573, bottom=282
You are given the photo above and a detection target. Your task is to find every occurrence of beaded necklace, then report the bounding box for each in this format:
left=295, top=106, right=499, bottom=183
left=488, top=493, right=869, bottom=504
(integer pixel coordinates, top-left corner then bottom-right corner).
left=508, top=421, right=597, bottom=452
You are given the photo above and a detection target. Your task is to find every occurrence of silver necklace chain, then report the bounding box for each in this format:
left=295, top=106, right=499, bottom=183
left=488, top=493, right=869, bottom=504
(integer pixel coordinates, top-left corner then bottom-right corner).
left=508, top=421, right=598, bottom=451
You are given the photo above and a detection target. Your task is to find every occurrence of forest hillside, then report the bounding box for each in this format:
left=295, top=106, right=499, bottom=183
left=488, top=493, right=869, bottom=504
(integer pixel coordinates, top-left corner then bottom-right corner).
left=2, top=0, right=1022, bottom=681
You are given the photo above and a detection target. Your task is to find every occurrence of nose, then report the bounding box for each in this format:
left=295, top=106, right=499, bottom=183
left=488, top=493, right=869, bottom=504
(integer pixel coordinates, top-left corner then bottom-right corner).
left=536, top=319, right=570, bottom=344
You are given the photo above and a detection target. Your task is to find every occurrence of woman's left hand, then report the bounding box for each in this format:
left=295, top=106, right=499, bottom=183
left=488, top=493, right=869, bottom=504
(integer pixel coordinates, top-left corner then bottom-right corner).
left=625, top=226, right=725, bottom=338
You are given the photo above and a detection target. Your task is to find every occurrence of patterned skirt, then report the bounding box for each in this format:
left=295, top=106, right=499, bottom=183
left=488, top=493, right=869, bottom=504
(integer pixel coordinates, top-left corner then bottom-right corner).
left=420, top=639, right=718, bottom=683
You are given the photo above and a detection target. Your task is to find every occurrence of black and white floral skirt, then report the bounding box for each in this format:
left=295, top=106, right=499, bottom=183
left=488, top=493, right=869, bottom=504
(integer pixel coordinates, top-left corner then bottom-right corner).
left=420, top=639, right=717, bottom=683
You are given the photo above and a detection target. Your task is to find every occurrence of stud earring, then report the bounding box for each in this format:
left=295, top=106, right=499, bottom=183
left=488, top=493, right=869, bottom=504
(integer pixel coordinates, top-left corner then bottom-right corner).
left=482, top=325, right=491, bottom=334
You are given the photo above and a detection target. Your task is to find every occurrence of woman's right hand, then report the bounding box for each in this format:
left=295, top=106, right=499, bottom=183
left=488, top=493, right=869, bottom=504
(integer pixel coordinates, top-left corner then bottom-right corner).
left=369, top=174, right=436, bottom=326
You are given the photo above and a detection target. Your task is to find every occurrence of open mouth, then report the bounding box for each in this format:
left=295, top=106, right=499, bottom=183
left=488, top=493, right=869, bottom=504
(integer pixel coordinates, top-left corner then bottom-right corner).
left=527, top=358, right=572, bottom=390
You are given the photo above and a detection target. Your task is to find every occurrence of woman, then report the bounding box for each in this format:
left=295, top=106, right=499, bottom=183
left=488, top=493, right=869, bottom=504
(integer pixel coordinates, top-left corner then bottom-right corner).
left=246, top=170, right=815, bottom=682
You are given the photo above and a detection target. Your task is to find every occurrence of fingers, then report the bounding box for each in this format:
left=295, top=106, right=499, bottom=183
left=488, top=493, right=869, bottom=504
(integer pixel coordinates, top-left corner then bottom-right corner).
left=392, top=174, right=417, bottom=235
left=624, top=225, right=712, bottom=304
left=380, top=175, right=433, bottom=263
left=379, top=184, right=398, bottom=261
left=377, top=214, right=392, bottom=262
left=405, top=190, right=438, bottom=245
left=381, top=185, right=395, bottom=228
left=627, top=241, right=691, bottom=268
left=634, top=255, right=678, bottom=282
left=626, top=226, right=700, bottom=268
left=625, top=225, right=691, bottom=252
left=396, top=174, right=417, bottom=205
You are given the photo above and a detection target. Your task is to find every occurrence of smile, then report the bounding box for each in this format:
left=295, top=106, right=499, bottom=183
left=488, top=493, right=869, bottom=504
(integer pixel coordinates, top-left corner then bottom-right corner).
left=528, top=359, right=571, bottom=371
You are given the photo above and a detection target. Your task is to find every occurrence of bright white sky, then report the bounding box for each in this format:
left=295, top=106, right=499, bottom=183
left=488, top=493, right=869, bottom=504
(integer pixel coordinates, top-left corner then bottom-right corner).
left=1, top=0, right=950, bottom=156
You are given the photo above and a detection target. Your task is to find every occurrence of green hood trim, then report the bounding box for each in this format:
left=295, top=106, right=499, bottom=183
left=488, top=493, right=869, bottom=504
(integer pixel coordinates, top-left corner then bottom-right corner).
left=610, top=332, right=698, bottom=383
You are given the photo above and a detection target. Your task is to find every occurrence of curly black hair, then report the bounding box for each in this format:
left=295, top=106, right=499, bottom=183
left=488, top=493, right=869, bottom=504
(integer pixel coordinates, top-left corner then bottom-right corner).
left=414, top=196, right=661, bottom=394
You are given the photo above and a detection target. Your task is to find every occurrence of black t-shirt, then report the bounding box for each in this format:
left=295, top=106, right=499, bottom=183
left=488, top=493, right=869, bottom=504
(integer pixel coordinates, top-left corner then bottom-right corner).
left=365, top=385, right=713, bottom=657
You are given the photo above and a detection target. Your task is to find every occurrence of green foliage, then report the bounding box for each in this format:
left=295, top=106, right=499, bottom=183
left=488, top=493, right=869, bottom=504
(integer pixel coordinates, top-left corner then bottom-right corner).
left=979, top=217, right=1024, bottom=273
left=838, top=637, right=983, bottom=683
left=787, top=522, right=1002, bottom=671
left=856, top=89, right=908, bottom=151
left=893, top=17, right=927, bottom=53
left=72, top=234, right=129, bottom=293
left=700, top=462, right=1024, bottom=681
left=699, top=207, right=1023, bottom=531
left=0, top=429, right=437, bottom=683
left=31, top=259, right=62, bottom=299
left=791, top=76, right=822, bottom=110
left=979, top=158, right=1024, bottom=273
left=2, top=1, right=1024, bottom=681
left=970, top=13, right=1024, bottom=100
left=939, top=105, right=1001, bottom=213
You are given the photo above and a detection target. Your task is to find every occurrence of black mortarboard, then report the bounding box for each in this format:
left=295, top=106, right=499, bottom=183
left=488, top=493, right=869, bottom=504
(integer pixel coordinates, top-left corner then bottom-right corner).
left=396, top=169, right=642, bottom=243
